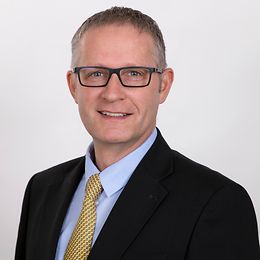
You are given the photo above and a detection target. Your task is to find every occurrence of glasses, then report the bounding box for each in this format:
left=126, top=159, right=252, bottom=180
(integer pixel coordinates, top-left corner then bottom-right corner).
left=72, top=66, right=163, bottom=87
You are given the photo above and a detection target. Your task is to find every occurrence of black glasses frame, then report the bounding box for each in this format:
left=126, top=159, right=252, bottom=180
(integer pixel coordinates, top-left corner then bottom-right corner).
left=72, top=66, right=163, bottom=87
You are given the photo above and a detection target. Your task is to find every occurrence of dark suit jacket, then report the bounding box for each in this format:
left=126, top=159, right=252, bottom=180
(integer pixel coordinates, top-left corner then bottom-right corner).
left=15, top=131, right=260, bottom=260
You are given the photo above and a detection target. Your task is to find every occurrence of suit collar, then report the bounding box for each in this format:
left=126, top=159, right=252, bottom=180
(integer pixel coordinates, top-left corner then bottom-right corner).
left=139, top=128, right=173, bottom=180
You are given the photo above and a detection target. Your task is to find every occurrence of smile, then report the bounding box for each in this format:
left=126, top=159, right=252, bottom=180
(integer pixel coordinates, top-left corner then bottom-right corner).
left=99, top=111, right=130, bottom=117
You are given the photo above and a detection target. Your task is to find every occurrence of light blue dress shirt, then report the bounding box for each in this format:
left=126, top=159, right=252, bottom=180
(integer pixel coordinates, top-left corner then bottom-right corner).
left=55, top=129, right=157, bottom=260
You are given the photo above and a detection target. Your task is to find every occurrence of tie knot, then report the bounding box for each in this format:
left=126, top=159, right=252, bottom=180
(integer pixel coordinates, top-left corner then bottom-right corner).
left=86, top=174, right=103, bottom=201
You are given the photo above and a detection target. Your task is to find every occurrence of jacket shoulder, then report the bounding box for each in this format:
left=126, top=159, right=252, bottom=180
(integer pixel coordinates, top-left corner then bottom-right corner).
left=31, top=156, right=85, bottom=185
left=170, top=149, right=240, bottom=193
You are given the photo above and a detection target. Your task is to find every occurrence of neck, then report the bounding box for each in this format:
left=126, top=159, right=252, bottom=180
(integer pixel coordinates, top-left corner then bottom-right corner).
left=93, top=131, right=154, bottom=171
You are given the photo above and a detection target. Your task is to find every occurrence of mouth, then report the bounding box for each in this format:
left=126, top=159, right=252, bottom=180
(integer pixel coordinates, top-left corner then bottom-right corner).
left=98, top=111, right=131, bottom=118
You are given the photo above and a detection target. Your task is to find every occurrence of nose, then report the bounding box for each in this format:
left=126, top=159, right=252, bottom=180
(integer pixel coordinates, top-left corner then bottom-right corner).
left=101, top=73, right=125, bottom=102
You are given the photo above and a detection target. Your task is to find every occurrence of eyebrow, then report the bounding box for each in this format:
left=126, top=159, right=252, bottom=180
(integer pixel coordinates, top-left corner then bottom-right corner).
left=80, top=63, right=152, bottom=68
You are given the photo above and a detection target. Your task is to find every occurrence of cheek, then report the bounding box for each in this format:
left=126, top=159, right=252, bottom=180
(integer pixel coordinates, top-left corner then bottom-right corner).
left=77, top=89, right=99, bottom=109
left=134, top=91, right=160, bottom=119
left=77, top=92, right=94, bottom=118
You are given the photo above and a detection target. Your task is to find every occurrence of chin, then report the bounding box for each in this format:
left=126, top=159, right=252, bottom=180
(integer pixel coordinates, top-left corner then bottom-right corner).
left=94, top=131, right=134, bottom=145
left=103, top=135, right=131, bottom=144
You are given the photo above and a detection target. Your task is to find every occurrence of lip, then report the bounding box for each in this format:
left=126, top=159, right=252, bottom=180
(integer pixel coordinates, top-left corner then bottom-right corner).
left=98, top=110, right=132, bottom=119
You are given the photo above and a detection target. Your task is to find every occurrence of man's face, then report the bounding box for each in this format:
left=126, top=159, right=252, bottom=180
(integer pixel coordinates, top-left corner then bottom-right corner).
left=67, top=24, right=173, bottom=150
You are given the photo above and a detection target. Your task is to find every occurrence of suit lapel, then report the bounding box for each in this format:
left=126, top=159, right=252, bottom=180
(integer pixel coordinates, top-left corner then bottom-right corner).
left=34, top=157, right=85, bottom=259
left=89, top=131, right=174, bottom=259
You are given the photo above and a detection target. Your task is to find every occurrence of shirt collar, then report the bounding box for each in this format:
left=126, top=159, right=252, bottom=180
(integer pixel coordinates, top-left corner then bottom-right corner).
left=84, top=129, right=157, bottom=197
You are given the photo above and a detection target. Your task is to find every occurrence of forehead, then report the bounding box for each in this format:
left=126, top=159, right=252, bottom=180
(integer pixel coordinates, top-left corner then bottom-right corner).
left=77, top=24, right=158, bottom=66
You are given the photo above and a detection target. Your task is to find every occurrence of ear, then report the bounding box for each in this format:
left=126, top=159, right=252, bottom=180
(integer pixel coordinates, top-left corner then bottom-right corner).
left=159, top=68, right=174, bottom=104
left=67, top=70, right=78, bottom=104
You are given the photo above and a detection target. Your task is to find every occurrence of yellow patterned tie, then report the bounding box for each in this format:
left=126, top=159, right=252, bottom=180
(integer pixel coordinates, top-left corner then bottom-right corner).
left=64, top=174, right=103, bottom=260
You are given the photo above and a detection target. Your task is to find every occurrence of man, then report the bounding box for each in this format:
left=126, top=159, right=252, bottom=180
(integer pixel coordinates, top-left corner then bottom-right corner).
left=15, top=6, right=260, bottom=260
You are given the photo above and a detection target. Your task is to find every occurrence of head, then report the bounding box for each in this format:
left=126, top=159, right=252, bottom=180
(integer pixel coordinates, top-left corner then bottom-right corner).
left=71, top=6, right=167, bottom=69
left=67, top=7, right=174, bottom=160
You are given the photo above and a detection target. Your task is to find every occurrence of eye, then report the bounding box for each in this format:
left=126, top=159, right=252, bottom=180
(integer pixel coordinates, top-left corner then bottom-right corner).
left=122, top=68, right=145, bottom=80
left=128, top=70, right=142, bottom=77
left=79, top=68, right=108, bottom=84
left=89, top=71, right=104, bottom=78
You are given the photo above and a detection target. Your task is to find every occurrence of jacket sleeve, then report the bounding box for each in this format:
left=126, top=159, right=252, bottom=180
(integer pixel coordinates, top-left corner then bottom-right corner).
left=187, top=183, right=260, bottom=260
left=15, top=176, right=34, bottom=260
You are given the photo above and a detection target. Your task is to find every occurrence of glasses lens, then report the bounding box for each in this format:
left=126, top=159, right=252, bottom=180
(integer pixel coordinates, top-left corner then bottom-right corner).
left=120, top=67, right=150, bottom=87
left=79, top=67, right=109, bottom=87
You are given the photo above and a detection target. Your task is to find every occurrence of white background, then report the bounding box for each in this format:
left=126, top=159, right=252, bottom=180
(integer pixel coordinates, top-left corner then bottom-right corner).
left=0, top=0, right=259, bottom=258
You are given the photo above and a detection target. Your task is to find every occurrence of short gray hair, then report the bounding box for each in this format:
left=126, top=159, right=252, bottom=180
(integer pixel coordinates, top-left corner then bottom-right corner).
left=71, top=6, right=167, bottom=68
